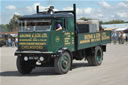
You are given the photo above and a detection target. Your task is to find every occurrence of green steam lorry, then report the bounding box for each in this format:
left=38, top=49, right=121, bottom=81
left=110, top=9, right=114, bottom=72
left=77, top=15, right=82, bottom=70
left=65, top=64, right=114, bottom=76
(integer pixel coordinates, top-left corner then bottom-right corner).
left=15, top=4, right=111, bottom=74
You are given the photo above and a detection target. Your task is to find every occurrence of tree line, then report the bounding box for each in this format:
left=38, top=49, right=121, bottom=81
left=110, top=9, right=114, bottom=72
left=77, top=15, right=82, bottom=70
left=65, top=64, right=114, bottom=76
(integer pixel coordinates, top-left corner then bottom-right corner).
left=0, top=16, right=128, bottom=32
left=0, top=14, right=20, bottom=32
left=79, top=17, right=128, bottom=24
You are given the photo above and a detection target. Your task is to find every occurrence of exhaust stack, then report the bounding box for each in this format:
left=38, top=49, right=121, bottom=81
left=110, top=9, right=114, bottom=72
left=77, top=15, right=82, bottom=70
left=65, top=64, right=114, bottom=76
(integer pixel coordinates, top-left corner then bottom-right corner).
left=36, top=5, right=39, bottom=13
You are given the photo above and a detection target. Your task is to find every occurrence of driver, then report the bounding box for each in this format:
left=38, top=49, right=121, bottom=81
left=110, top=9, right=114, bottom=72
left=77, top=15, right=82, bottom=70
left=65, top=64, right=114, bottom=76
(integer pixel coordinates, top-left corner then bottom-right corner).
left=56, top=24, right=62, bottom=31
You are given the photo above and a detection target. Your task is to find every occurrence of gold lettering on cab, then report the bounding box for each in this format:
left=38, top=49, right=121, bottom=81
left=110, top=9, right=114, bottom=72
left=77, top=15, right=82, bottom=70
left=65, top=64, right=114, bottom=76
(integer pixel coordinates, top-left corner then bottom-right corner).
left=42, top=33, right=48, bottom=38
left=32, top=33, right=41, bottom=37
left=21, top=46, right=43, bottom=49
left=64, top=32, right=71, bottom=45
left=19, top=42, right=46, bottom=45
left=19, top=34, right=31, bottom=37
left=19, top=33, right=48, bottom=50
left=19, top=33, right=48, bottom=38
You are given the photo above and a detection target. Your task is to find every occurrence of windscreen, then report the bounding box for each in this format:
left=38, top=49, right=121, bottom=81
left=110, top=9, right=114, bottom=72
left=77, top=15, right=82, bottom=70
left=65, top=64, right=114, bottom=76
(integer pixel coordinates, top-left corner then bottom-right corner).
left=19, top=19, right=51, bottom=32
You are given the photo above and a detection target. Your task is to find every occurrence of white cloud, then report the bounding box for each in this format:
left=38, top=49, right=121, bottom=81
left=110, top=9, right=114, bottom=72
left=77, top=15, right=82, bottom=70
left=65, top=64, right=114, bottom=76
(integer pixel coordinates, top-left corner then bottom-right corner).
left=4, top=1, right=128, bottom=24
left=6, top=5, right=16, bottom=10
left=14, top=12, right=22, bottom=15
left=63, top=7, right=83, bottom=15
left=63, top=7, right=73, bottom=11
left=26, top=2, right=58, bottom=13
left=98, top=13, right=103, bottom=17
left=76, top=8, right=83, bottom=15
left=118, top=1, right=128, bottom=8
left=98, top=0, right=111, bottom=8
left=33, top=3, right=46, bottom=11
left=84, top=8, right=93, bottom=14
left=119, top=2, right=127, bottom=7
left=93, top=0, right=128, bottom=21
left=117, top=12, right=128, bottom=18
left=111, top=15, right=115, bottom=18
left=26, top=3, right=41, bottom=13
left=63, top=7, right=93, bottom=15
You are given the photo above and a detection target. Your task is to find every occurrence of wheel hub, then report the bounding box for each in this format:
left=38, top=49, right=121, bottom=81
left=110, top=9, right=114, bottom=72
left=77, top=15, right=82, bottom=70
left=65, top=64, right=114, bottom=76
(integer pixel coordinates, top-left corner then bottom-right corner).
left=62, top=56, right=68, bottom=69
left=96, top=50, right=102, bottom=63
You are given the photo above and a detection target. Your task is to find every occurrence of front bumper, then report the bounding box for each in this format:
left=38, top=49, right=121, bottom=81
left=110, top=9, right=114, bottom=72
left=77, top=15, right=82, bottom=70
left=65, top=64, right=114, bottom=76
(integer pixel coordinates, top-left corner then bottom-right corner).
left=15, top=50, right=54, bottom=56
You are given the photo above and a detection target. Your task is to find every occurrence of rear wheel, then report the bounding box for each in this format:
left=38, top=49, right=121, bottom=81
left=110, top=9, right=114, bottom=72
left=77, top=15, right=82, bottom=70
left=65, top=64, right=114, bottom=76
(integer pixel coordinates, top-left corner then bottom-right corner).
left=87, top=46, right=103, bottom=66
left=16, top=56, right=34, bottom=74
left=54, top=52, right=71, bottom=74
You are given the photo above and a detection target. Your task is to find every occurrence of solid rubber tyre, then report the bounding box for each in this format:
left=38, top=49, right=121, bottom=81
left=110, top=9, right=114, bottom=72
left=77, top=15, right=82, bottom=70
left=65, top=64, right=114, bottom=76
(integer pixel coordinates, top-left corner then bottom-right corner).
left=87, top=46, right=103, bottom=66
left=54, top=52, right=71, bottom=74
left=16, top=56, right=33, bottom=74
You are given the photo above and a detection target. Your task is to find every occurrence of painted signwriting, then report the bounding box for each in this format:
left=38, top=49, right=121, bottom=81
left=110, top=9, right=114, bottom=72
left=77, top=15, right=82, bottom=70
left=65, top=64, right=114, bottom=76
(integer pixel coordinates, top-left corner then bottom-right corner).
left=19, top=42, right=46, bottom=45
left=19, top=33, right=48, bottom=38
left=21, top=46, right=43, bottom=49
left=64, top=32, right=74, bottom=45
left=80, top=32, right=110, bottom=44
left=19, top=33, right=48, bottom=50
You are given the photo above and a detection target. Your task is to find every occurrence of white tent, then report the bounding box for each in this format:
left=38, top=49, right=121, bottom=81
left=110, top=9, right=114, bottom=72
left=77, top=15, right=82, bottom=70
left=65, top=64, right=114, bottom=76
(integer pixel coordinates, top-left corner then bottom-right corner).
left=115, top=27, right=128, bottom=31
left=10, top=34, right=17, bottom=37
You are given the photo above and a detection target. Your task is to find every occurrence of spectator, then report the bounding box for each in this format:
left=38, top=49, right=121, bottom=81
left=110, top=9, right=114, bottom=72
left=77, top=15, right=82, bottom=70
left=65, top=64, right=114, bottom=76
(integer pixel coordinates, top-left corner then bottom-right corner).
left=8, top=38, right=12, bottom=47
left=118, top=32, right=124, bottom=44
left=112, top=31, right=117, bottom=44
left=12, top=38, right=15, bottom=47
left=15, top=37, right=18, bottom=47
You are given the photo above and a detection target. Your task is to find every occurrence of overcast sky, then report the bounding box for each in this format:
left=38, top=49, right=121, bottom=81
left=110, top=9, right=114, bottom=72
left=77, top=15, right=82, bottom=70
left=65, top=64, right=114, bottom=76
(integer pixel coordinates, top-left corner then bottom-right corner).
left=0, top=0, right=128, bottom=24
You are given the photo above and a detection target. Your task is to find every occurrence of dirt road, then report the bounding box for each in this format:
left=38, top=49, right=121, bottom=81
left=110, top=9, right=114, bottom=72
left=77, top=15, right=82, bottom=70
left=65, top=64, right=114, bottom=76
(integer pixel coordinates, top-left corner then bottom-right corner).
left=0, top=44, right=128, bottom=85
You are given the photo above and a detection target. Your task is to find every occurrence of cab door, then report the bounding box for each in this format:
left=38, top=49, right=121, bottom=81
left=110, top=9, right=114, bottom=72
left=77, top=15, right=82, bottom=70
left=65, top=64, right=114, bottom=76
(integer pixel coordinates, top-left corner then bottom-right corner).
left=51, top=19, right=65, bottom=52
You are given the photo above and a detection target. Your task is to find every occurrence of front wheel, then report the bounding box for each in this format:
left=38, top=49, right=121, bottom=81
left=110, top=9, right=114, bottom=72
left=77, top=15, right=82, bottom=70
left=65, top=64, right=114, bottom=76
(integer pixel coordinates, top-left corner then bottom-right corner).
left=54, top=52, right=71, bottom=74
left=16, top=56, right=34, bottom=74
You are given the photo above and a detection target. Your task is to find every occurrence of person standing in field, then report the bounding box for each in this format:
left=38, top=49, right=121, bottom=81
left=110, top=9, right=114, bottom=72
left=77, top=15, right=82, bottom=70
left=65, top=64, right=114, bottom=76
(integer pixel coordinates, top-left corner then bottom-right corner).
left=112, top=31, right=117, bottom=44
left=8, top=38, right=12, bottom=47
left=15, top=37, right=18, bottom=47
left=118, top=32, right=124, bottom=44
left=12, top=38, right=15, bottom=47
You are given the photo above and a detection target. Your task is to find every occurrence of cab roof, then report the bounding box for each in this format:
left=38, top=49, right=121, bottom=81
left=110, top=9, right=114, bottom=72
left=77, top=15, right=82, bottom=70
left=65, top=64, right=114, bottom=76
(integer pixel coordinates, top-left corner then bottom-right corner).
left=19, top=13, right=74, bottom=20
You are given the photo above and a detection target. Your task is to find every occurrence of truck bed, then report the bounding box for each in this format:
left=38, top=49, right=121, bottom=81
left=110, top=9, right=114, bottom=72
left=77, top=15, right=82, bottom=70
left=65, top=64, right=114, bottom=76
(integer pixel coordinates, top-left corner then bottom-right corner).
left=77, top=31, right=111, bottom=50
